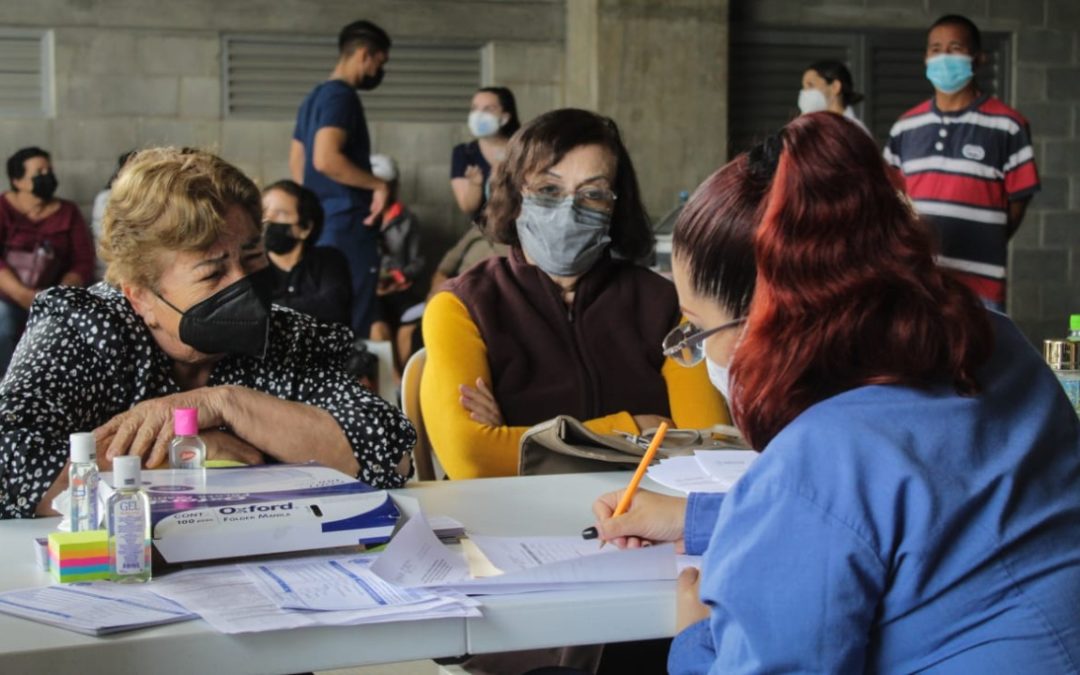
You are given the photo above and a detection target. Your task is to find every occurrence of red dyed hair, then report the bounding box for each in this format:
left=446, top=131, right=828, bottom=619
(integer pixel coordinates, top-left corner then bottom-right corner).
left=680, top=112, right=992, bottom=450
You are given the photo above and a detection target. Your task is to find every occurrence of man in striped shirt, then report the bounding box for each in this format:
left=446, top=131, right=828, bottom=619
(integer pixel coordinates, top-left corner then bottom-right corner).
left=885, top=14, right=1039, bottom=311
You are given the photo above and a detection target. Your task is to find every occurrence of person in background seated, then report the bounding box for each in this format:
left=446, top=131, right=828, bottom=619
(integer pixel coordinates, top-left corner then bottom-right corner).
left=0, top=147, right=95, bottom=375
left=797, top=60, right=870, bottom=134
left=91, top=151, right=136, bottom=282
left=0, top=148, right=415, bottom=519
left=262, top=179, right=352, bottom=326
left=402, top=221, right=511, bottom=366
left=422, top=108, right=728, bottom=479
left=368, top=154, right=424, bottom=370
left=450, top=86, right=520, bottom=219
left=592, top=112, right=1080, bottom=673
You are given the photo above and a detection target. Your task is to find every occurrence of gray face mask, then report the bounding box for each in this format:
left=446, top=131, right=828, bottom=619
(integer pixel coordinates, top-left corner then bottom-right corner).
left=515, top=195, right=613, bottom=277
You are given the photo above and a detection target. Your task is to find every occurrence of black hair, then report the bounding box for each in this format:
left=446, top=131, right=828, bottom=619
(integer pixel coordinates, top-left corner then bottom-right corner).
left=930, top=14, right=982, bottom=53
left=806, top=60, right=864, bottom=107
left=482, top=108, right=653, bottom=263
left=476, top=86, right=521, bottom=137
left=106, top=150, right=136, bottom=189
left=7, top=146, right=50, bottom=190
left=338, top=20, right=391, bottom=57
left=263, top=179, right=325, bottom=251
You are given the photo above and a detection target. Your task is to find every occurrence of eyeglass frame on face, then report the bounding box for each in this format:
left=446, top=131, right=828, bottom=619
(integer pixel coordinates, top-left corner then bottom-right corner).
left=662, top=317, right=747, bottom=367
left=522, top=179, right=618, bottom=214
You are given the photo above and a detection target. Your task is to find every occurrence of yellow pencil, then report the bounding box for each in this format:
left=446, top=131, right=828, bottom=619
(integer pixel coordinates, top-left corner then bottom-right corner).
left=598, top=421, right=669, bottom=548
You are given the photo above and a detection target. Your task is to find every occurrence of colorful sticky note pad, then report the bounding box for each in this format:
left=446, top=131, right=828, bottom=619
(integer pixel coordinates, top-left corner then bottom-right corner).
left=48, top=530, right=110, bottom=583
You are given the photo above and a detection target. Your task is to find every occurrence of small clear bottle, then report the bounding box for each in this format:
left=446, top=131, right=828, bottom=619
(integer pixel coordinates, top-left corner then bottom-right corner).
left=68, top=432, right=99, bottom=532
left=1044, top=339, right=1080, bottom=418
left=169, top=408, right=205, bottom=470
left=107, top=456, right=152, bottom=583
left=1069, top=314, right=1080, bottom=343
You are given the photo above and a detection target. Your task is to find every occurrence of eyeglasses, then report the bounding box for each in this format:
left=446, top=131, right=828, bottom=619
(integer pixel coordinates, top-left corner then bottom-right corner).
left=662, top=317, right=747, bottom=367
left=523, top=182, right=618, bottom=213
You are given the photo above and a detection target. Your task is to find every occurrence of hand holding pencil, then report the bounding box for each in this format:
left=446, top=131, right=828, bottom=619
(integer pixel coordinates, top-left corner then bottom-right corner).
left=585, top=423, right=690, bottom=552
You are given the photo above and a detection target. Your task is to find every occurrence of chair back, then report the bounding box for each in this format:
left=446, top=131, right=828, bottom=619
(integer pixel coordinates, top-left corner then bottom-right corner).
left=401, top=348, right=441, bottom=481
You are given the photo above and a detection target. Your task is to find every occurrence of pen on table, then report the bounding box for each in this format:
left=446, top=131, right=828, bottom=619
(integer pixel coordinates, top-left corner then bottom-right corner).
left=583, top=421, right=669, bottom=548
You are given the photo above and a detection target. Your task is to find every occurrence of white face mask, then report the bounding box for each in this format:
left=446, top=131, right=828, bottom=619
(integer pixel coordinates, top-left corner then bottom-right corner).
left=798, top=88, right=829, bottom=115
left=468, top=110, right=503, bottom=138
left=705, top=355, right=731, bottom=401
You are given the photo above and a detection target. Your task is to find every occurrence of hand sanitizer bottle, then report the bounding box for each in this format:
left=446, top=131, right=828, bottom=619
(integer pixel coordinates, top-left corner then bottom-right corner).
left=68, top=432, right=99, bottom=532
left=107, top=456, right=152, bottom=583
left=169, top=408, right=205, bottom=470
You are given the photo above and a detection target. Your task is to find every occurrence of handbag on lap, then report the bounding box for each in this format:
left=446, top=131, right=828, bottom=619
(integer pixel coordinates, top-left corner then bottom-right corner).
left=0, top=223, right=61, bottom=303
left=518, top=414, right=747, bottom=475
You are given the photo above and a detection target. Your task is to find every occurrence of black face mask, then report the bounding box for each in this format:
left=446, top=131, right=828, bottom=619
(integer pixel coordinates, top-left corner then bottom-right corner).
left=155, top=268, right=272, bottom=358
left=357, top=67, right=385, bottom=91
left=31, top=172, right=58, bottom=201
left=264, top=222, right=301, bottom=255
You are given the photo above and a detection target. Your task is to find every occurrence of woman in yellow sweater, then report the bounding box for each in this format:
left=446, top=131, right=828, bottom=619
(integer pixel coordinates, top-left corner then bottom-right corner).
left=422, top=109, right=728, bottom=479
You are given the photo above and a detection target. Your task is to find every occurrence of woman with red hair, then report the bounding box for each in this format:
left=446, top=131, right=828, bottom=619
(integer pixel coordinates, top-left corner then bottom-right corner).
left=592, top=112, right=1080, bottom=672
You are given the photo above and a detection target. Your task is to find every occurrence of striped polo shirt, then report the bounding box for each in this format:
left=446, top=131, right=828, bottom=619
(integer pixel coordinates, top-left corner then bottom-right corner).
left=884, top=94, right=1039, bottom=305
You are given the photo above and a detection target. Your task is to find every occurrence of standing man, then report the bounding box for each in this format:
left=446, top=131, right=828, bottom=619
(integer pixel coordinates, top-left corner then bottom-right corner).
left=292, top=20, right=391, bottom=336
left=885, top=15, right=1039, bottom=312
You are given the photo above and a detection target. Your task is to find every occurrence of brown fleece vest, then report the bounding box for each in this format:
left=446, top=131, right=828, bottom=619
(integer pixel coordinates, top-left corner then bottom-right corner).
left=447, top=249, right=678, bottom=427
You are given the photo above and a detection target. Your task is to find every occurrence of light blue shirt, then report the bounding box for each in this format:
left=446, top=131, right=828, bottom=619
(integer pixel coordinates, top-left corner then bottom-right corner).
left=670, top=313, right=1080, bottom=674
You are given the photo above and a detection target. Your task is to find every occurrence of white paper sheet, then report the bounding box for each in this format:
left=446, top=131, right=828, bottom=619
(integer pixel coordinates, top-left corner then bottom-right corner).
left=148, top=562, right=479, bottom=635
left=646, top=450, right=758, bottom=494
left=468, top=535, right=620, bottom=573
left=0, top=582, right=195, bottom=635
left=646, top=456, right=729, bottom=494
left=693, top=450, right=758, bottom=489
left=370, top=514, right=678, bottom=595
left=369, top=511, right=471, bottom=587
left=241, top=556, right=444, bottom=611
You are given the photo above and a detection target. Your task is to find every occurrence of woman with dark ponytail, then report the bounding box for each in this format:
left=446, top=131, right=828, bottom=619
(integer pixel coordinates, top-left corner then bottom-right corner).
left=591, top=112, right=1080, bottom=672
left=798, top=60, right=871, bottom=134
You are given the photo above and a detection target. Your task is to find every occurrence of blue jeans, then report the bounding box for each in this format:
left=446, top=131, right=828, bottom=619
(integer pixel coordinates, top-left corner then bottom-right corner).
left=0, top=300, right=28, bottom=375
left=318, top=211, right=380, bottom=337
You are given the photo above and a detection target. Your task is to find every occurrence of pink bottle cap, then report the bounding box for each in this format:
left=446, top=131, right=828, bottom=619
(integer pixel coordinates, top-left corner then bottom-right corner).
left=174, top=408, right=199, bottom=436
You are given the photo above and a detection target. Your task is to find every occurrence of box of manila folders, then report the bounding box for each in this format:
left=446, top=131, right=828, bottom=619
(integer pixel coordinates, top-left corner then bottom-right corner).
left=97, top=463, right=399, bottom=564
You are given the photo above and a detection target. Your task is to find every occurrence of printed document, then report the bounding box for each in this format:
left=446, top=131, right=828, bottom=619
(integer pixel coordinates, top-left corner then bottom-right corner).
left=0, top=583, right=195, bottom=635
left=242, top=556, right=447, bottom=611
left=371, top=512, right=678, bottom=594
left=646, top=450, right=758, bottom=494
left=148, top=561, right=478, bottom=634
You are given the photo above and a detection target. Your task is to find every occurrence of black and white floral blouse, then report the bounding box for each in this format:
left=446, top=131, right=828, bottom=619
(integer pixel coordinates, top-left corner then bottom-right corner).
left=0, top=283, right=416, bottom=518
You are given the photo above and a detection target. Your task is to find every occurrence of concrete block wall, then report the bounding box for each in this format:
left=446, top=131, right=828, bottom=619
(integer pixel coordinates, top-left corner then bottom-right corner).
left=565, top=0, right=730, bottom=218
left=732, top=0, right=1080, bottom=347
left=0, top=0, right=566, bottom=283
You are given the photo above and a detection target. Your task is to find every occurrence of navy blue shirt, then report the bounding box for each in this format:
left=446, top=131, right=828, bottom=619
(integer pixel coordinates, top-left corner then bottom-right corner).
left=293, top=79, right=373, bottom=219
left=450, top=140, right=492, bottom=183
left=670, top=312, right=1080, bottom=674
left=450, top=141, right=493, bottom=217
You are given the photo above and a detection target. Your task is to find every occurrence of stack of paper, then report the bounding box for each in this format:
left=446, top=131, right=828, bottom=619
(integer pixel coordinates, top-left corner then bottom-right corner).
left=0, top=583, right=196, bottom=636
left=147, top=555, right=479, bottom=635
left=369, top=513, right=679, bottom=595
left=646, top=450, right=758, bottom=494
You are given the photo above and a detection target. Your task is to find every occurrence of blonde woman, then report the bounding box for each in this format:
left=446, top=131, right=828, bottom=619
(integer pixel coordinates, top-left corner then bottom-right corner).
left=0, top=148, right=415, bottom=519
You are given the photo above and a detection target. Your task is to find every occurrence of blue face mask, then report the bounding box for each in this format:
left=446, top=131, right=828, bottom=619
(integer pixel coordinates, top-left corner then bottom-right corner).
left=925, top=54, right=973, bottom=95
